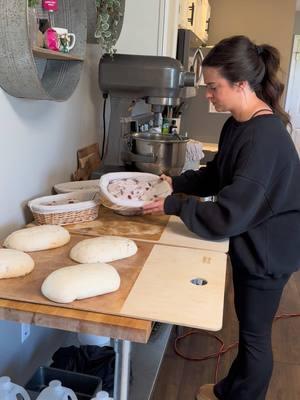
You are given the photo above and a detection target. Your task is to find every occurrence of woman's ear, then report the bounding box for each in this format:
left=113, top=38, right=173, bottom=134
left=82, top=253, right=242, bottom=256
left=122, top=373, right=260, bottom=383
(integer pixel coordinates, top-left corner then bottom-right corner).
left=235, top=81, right=249, bottom=91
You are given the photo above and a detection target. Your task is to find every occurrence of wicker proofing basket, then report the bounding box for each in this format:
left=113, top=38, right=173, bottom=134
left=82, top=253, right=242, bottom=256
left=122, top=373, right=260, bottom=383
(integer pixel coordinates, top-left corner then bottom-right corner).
left=28, top=191, right=100, bottom=225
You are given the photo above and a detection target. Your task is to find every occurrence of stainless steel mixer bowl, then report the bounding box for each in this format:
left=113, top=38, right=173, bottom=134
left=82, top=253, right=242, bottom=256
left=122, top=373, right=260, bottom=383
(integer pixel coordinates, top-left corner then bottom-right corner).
left=131, top=133, right=189, bottom=176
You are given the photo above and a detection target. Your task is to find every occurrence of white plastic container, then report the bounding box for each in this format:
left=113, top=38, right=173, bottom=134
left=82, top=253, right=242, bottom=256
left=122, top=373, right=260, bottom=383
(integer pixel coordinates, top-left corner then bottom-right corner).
left=36, top=380, right=78, bottom=400
left=0, top=376, right=31, bottom=400
left=92, top=391, right=113, bottom=400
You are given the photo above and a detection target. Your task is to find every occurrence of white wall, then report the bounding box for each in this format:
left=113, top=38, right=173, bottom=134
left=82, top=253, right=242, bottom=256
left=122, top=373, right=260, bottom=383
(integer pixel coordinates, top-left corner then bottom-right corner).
left=115, top=0, right=177, bottom=57
left=0, top=46, right=102, bottom=239
left=116, top=0, right=161, bottom=55
left=0, top=44, right=102, bottom=384
left=0, top=321, right=77, bottom=386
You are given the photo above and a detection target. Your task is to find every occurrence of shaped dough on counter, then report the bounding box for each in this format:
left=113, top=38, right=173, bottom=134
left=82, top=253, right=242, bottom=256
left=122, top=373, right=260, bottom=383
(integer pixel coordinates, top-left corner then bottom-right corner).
left=0, top=249, right=34, bottom=279
left=69, top=236, right=137, bottom=264
left=3, top=225, right=70, bottom=252
left=41, top=263, right=121, bottom=303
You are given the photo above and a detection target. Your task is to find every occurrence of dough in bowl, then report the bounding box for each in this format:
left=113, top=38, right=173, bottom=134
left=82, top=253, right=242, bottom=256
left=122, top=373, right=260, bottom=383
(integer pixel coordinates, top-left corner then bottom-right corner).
left=69, top=236, right=138, bottom=264
left=0, top=249, right=35, bottom=279
left=3, top=225, right=70, bottom=252
left=41, top=263, right=121, bottom=303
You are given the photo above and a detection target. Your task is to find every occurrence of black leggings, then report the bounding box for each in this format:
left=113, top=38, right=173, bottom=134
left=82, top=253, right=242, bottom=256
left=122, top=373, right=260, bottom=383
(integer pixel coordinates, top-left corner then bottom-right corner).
left=214, top=271, right=290, bottom=400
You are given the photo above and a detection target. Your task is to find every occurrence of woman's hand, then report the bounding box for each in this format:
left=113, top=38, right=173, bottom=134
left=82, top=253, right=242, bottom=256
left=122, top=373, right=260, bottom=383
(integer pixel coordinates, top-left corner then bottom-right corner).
left=160, top=174, right=173, bottom=190
left=142, top=175, right=172, bottom=215
left=143, top=198, right=166, bottom=215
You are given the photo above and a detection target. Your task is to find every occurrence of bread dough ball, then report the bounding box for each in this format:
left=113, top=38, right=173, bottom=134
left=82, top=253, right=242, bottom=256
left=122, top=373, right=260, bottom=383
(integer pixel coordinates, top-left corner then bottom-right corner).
left=41, top=263, right=121, bottom=303
left=0, top=249, right=34, bottom=279
left=3, top=225, right=70, bottom=252
left=69, top=236, right=137, bottom=264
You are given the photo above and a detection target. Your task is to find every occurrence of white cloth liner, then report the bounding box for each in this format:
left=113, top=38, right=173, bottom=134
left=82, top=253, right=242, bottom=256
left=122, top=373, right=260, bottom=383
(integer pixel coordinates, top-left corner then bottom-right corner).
left=54, top=180, right=100, bottom=193
left=28, top=191, right=100, bottom=214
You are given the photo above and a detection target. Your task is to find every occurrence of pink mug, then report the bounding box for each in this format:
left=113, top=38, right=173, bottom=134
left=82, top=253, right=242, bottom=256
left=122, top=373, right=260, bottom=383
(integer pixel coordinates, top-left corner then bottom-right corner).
left=42, top=0, right=58, bottom=12
left=44, top=28, right=60, bottom=51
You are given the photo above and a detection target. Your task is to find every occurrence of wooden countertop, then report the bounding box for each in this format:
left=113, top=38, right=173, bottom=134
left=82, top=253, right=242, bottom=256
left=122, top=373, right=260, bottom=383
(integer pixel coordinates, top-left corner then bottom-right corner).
left=0, top=299, right=152, bottom=343
left=0, top=233, right=154, bottom=343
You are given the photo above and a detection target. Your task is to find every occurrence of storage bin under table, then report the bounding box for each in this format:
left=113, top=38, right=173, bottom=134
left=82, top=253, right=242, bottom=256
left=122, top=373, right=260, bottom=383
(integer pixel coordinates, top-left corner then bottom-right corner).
left=25, top=366, right=102, bottom=400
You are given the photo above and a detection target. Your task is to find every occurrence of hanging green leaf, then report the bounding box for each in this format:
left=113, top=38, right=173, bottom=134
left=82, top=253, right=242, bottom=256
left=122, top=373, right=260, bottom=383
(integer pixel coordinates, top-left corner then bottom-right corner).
left=95, top=0, right=124, bottom=55
left=28, top=0, right=40, bottom=7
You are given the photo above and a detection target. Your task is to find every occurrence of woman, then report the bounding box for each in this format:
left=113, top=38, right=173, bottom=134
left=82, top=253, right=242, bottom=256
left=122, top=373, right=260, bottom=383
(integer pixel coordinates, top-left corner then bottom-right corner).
left=143, top=35, right=300, bottom=400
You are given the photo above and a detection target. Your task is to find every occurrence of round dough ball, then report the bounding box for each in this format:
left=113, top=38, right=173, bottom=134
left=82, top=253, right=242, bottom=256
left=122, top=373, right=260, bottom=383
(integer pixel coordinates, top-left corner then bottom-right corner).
left=3, top=225, right=70, bottom=252
left=0, top=249, right=34, bottom=279
left=69, top=236, right=137, bottom=264
left=41, top=263, right=121, bottom=303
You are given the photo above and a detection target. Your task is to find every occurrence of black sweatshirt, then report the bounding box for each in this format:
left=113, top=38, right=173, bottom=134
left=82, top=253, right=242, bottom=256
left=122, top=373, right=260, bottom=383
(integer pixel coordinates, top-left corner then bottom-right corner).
left=164, top=115, right=300, bottom=288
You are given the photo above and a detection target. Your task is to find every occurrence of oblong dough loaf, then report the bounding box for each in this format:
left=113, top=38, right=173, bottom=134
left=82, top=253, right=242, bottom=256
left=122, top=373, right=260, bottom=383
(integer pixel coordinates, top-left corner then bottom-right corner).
left=41, top=263, right=121, bottom=303
left=4, top=225, right=70, bottom=252
left=69, top=236, right=137, bottom=263
left=0, top=249, right=34, bottom=279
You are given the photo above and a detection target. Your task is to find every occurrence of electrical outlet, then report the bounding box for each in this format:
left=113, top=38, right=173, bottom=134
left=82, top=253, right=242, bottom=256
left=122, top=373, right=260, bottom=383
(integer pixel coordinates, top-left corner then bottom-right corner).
left=21, top=323, right=31, bottom=343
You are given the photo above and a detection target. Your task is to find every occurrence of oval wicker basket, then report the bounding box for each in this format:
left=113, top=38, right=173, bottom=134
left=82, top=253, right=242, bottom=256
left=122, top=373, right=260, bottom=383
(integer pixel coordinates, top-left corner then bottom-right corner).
left=28, top=191, right=100, bottom=225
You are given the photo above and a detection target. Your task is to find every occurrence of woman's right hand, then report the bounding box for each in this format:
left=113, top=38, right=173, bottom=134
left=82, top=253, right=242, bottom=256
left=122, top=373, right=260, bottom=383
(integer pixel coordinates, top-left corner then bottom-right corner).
left=160, top=174, right=173, bottom=190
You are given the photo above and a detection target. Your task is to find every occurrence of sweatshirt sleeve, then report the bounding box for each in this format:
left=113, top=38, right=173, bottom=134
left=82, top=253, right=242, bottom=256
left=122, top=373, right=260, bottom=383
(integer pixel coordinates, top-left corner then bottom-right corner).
left=172, top=154, right=220, bottom=197
left=164, top=175, right=273, bottom=240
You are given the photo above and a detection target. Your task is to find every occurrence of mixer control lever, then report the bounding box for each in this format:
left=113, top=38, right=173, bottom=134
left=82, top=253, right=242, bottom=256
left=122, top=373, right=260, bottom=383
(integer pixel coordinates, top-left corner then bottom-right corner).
left=179, top=71, right=196, bottom=88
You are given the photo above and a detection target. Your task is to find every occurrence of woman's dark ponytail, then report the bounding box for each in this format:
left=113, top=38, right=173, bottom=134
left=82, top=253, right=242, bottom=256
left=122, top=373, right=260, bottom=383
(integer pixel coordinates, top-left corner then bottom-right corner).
left=202, top=36, right=291, bottom=127
left=258, top=45, right=290, bottom=128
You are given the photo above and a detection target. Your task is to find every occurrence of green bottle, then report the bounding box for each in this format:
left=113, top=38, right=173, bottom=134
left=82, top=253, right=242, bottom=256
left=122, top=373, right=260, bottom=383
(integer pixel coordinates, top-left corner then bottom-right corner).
left=162, top=117, right=169, bottom=134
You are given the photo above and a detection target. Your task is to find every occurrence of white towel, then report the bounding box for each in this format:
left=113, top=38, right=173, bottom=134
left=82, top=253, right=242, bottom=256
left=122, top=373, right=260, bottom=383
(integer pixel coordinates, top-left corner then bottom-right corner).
left=185, top=140, right=204, bottom=161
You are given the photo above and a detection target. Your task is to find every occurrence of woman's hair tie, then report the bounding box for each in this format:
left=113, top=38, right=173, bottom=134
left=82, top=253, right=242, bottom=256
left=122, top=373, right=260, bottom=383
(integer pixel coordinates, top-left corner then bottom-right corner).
left=256, top=45, right=263, bottom=55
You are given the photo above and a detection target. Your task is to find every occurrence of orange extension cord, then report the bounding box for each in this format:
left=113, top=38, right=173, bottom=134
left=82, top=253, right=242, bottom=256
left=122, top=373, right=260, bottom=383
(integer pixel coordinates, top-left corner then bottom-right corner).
left=174, top=312, right=300, bottom=383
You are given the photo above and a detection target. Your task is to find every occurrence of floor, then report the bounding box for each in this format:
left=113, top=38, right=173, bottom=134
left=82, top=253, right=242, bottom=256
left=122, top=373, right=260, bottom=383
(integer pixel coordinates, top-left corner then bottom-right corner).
left=151, top=263, right=300, bottom=400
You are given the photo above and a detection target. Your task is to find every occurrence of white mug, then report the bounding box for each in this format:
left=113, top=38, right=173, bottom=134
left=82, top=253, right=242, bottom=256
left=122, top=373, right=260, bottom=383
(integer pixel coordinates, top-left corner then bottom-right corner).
left=52, top=27, right=76, bottom=52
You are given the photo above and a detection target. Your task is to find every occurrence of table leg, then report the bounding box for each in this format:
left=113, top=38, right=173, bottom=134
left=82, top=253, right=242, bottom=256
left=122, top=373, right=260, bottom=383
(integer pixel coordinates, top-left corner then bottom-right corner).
left=114, top=339, right=131, bottom=400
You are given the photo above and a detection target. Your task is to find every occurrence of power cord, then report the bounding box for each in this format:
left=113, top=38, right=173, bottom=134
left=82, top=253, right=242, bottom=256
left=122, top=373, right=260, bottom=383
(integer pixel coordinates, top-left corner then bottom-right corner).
left=101, top=93, right=108, bottom=161
left=174, top=312, right=300, bottom=383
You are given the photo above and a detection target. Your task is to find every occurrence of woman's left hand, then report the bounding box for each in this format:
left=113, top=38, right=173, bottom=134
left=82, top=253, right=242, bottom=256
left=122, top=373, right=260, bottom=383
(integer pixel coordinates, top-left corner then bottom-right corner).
left=143, top=198, right=165, bottom=215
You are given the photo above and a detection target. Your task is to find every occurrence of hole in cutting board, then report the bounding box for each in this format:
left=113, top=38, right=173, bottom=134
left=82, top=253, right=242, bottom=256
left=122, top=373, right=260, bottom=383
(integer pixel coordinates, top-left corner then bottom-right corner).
left=190, top=278, right=208, bottom=286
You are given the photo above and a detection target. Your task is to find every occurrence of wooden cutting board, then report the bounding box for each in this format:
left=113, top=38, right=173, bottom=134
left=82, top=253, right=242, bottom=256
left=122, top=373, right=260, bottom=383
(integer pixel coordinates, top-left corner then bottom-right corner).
left=121, top=245, right=227, bottom=331
left=0, top=236, right=227, bottom=330
left=66, top=206, right=169, bottom=241
left=159, top=216, right=229, bottom=253
left=66, top=207, right=229, bottom=253
left=0, top=235, right=154, bottom=315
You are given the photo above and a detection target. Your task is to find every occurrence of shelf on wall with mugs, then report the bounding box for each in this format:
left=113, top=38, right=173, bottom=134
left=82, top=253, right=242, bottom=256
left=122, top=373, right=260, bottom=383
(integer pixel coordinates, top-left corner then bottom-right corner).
left=0, top=0, right=88, bottom=101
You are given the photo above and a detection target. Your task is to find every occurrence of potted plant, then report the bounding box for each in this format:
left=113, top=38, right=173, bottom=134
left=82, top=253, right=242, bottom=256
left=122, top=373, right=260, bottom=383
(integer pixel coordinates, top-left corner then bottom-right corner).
left=95, top=0, right=125, bottom=55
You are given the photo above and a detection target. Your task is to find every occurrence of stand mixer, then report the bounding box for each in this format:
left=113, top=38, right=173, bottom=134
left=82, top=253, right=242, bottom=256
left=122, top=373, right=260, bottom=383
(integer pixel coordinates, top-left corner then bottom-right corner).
left=95, top=54, right=195, bottom=176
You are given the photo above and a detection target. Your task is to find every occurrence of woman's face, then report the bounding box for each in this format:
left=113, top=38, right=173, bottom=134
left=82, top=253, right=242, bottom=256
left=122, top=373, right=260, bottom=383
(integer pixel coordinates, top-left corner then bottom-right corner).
left=203, top=67, right=240, bottom=112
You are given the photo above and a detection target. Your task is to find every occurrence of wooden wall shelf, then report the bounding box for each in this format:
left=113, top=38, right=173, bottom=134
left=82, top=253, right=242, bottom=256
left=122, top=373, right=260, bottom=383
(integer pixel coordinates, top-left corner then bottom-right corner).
left=32, top=47, right=84, bottom=61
